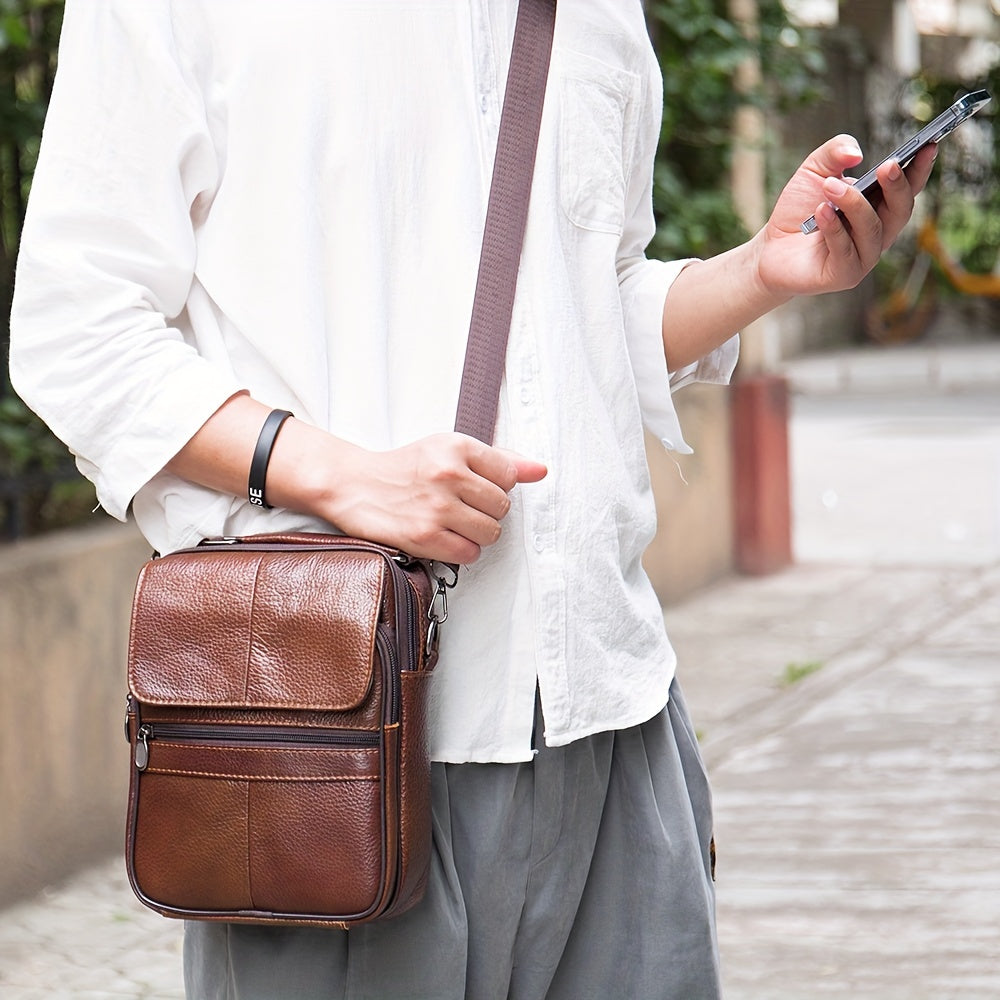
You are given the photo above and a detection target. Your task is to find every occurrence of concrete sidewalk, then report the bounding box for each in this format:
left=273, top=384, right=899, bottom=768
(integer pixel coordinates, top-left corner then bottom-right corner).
left=689, top=339, right=1000, bottom=998
left=672, top=562, right=1000, bottom=999
left=1, top=341, right=998, bottom=998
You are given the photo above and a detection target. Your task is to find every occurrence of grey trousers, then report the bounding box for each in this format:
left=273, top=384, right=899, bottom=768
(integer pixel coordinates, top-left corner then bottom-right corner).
left=183, top=681, right=720, bottom=1000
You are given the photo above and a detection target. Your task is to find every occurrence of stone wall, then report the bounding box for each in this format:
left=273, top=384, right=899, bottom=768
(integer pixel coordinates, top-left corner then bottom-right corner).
left=0, top=522, right=150, bottom=905
left=645, top=383, right=734, bottom=605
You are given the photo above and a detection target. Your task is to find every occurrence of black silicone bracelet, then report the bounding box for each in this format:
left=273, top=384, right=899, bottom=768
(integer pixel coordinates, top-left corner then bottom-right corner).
left=248, top=409, right=293, bottom=509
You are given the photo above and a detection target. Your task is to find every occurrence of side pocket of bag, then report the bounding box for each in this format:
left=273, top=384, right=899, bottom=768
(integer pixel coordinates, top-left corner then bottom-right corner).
left=390, top=669, right=434, bottom=916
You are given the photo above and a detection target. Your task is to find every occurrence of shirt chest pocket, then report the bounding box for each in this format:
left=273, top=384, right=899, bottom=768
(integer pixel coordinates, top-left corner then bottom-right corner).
left=556, top=50, right=641, bottom=236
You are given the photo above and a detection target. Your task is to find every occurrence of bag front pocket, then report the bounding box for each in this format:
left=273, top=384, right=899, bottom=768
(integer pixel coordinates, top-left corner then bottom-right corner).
left=128, top=722, right=387, bottom=920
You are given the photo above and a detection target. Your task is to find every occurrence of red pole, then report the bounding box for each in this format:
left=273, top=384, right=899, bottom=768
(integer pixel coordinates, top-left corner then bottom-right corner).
left=730, top=373, right=793, bottom=574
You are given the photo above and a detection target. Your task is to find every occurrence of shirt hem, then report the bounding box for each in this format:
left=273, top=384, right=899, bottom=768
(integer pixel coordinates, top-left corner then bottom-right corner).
left=429, top=675, right=676, bottom=764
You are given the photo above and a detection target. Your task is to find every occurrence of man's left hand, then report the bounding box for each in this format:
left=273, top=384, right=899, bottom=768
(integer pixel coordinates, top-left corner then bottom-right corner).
left=753, top=134, right=938, bottom=299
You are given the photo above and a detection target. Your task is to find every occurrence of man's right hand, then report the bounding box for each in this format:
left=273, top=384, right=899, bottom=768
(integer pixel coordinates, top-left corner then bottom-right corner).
left=282, top=428, right=547, bottom=564
left=167, top=394, right=547, bottom=565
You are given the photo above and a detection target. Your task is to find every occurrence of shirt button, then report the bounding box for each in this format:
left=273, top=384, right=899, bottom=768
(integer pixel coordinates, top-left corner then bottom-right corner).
left=520, top=388, right=532, bottom=405
left=532, top=534, right=545, bottom=552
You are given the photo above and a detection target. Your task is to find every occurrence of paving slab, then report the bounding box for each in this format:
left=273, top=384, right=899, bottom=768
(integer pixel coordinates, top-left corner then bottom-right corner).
left=0, top=860, right=183, bottom=998
left=708, top=636, right=1000, bottom=999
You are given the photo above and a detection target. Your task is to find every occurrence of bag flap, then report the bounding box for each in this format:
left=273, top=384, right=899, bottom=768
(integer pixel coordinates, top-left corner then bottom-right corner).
left=128, top=547, right=387, bottom=710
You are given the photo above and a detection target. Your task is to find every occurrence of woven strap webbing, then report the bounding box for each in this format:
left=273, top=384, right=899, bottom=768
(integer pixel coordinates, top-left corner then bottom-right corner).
left=453, top=0, right=557, bottom=444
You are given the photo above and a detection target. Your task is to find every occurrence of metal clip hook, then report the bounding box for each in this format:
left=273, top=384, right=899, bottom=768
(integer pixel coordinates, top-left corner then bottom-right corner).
left=425, top=563, right=459, bottom=656
left=429, top=577, right=449, bottom=627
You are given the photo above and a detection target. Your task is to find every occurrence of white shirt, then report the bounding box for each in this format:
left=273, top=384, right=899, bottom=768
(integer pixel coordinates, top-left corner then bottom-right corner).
left=10, top=0, right=737, bottom=762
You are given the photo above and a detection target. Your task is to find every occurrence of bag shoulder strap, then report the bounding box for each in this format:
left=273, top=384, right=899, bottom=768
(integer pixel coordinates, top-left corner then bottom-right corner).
left=453, top=0, right=557, bottom=445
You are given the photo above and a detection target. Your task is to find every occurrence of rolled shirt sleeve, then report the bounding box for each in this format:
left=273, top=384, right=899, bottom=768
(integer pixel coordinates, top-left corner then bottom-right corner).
left=8, top=0, right=244, bottom=520
left=621, top=258, right=739, bottom=453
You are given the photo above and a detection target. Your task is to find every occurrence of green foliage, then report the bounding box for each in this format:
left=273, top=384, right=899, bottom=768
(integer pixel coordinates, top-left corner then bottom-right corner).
left=0, top=0, right=63, bottom=320
left=938, top=195, right=1000, bottom=277
left=0, top=1, right=80, bottom=539
left=646, top=0, right=826, bottom=259
left=0, top=390, right=99, bottom=538
left=0, top=393, right=65, bottom=473
left=780, top=660, right=823, bottom=687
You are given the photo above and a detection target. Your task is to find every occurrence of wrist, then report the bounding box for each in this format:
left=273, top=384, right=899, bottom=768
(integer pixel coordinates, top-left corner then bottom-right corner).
left=745, top=230, right=795, bottom=314
left=262, top=419, right=365, bottom=523
left=663, top=240, right=791, bottom=371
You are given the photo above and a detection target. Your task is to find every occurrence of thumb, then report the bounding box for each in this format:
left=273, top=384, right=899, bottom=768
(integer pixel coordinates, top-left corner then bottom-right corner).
left=498, top=449, right=548, bottom=484
left=802, top=135, right=864, bottom=177
left=803, top=134, right=864, bottom=180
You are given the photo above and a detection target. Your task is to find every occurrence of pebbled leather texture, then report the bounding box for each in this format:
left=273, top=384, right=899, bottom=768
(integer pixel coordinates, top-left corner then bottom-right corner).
left=129, top=549, right=385, bottom=711
left=124, top=534, right=437, bottom=927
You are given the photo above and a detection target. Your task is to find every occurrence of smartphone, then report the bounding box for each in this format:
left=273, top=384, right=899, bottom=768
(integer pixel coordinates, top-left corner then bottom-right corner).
left=800, top=89, right=992, bottom=234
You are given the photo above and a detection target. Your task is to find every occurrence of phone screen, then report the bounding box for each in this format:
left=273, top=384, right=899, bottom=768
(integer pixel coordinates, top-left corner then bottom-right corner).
left=800, top=89, right=992, bottom=235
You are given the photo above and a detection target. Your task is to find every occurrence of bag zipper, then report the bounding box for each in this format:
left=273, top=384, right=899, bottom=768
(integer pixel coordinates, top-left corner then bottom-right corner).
left=134, top=722, right=379, bottom=772
left=387, top=559, right=419, bottom=673
left=376, top=626, right=401, bottom=725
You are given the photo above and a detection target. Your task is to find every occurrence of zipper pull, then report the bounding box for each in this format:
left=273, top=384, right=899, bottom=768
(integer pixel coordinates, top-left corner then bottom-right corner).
left=135, top=725, right=151, bottom=771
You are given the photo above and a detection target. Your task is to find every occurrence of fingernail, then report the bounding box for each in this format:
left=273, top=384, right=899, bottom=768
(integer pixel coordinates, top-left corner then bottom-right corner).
left=887, top=160, right=902, bottom=181
left=817, top=202, right=837, bottom=224
left=825, top=177, right=848, bottom=198
left=840, top=144, right=862, bottom=160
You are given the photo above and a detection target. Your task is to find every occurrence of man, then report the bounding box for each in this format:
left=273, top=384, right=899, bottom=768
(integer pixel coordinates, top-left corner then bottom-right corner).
left=9, top=2, right=933, bottom=997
